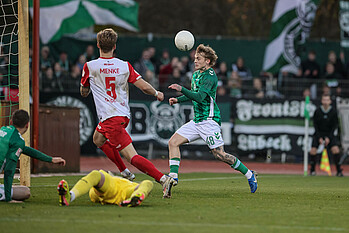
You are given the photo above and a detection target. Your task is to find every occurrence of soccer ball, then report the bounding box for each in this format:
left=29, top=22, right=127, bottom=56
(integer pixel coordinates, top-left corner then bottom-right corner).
left=174, top=30, right=195, bottom=51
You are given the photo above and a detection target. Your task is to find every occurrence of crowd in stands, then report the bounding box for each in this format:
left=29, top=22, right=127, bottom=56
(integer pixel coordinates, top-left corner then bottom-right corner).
left=0, top=42, right=349, bottom=100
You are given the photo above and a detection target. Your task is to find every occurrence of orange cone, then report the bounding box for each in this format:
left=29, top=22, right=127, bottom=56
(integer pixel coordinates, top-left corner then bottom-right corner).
left=320, top=148, right=332, bottom=176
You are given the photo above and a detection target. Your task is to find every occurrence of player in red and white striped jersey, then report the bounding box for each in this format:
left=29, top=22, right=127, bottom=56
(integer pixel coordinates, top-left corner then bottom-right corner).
left=80, top=29, right=175, bottom=197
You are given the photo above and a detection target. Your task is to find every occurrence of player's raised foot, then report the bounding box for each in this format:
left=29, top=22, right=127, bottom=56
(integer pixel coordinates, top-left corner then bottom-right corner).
left=57, top=179, right=70, bottom=206
left=162, top=175, right=176, bottom=198
left=119, top=193, right=145, bottom=207
left=248, top=171, right=258, bottom=193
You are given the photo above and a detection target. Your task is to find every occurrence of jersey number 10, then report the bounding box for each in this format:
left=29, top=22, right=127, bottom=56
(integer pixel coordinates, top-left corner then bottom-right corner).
left=105, top=76, right=117, bottom=99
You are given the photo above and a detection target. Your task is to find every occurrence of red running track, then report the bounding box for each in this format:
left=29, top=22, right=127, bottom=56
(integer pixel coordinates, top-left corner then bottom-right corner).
left=81, top=156, right=349, bottom=176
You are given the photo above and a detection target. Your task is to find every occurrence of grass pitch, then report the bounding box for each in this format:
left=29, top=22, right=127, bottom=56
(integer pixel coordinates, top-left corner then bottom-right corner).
left=1, top=173, right=348, bottom=233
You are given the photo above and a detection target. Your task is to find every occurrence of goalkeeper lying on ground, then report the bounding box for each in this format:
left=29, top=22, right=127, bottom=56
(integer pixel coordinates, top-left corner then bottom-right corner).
left=58, top=169, right=153, bottom=207
left=0, top=109, right=66, bottom=203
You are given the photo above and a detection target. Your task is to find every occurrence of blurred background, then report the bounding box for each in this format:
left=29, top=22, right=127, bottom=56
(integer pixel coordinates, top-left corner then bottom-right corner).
left=1, top=0, right=349, bottom=172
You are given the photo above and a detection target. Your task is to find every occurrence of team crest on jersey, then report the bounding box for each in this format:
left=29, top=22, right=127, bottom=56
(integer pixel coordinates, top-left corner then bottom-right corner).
left=149, top=101, right=182, bottom=145
left=0, top=130, right=7, bottom=137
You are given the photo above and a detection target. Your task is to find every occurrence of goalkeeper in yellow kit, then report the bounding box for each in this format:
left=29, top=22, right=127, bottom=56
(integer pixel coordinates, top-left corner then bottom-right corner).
left=58, top=170, right=153, bottom=207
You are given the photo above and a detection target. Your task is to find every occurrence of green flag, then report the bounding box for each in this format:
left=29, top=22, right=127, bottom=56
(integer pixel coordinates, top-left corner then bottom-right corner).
left=263, top=0, right=320, bottom=75
left=304, top=95, right=310, bottom=120
left=29, top=0, right=139, bottom=44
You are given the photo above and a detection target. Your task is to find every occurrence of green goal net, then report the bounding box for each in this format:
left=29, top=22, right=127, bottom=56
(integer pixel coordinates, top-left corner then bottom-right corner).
left=0, top=0, right=20, bottom=126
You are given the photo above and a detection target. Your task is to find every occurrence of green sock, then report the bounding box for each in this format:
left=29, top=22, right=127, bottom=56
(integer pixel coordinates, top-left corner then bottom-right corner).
left=231, top=158, right=248, bottom=175
left=169, top=158, right=180, bottom=178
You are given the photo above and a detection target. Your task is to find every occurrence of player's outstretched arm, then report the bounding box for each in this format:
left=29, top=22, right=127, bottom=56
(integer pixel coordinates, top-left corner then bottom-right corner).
left=22, top=146, right=66, bottom=166
left=133, top=79, right=163, bottom=101
left=169, top=84, right=207, bottom=103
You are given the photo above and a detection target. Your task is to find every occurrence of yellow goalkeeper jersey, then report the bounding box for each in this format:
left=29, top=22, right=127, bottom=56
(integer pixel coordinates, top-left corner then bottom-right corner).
left=88, top=170, right=138, bottom=205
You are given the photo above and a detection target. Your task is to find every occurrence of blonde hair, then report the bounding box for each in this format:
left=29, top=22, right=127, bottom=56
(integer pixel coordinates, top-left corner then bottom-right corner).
left=196, top=44, right=218, bottom=67
left=97, top=28, right=118, bottom=53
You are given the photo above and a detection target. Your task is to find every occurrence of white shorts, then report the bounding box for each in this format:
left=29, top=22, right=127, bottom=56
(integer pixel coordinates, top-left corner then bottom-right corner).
left=176, top=120, right=224, bottom=149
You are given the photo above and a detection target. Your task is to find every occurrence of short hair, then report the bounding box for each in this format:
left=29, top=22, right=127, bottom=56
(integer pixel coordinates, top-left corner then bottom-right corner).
left=11, top=109, right=29, bottom=128
left=196, top=44, right=218, bottom=67
left=97, top=28, right=118, bottom=53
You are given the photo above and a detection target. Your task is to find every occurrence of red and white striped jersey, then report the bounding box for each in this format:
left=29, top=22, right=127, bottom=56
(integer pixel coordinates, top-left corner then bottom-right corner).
left=81, top=57, right=141, bottom=122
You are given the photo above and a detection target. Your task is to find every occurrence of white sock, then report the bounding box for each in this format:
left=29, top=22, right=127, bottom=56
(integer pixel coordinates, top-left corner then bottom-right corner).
left=159, top=175, right=167, bottom=184
left=245, top=170, right=253, bottom=179
left=121, top=168, right=131, bottom=175
left=169, top=172, right=178, bottom=179
left=70, top=191, right=76, bottom=202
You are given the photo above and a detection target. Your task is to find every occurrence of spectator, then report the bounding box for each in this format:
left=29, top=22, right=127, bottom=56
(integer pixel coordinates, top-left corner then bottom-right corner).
left=301, top=50, right=321, bottom=79
left=156, top=49, right=171, bottom=74
left=76, top=54, right=87, bottom=71
left=68, top=64, right=82, bottom=91
left=216, top=61, right=229, bottom=86
left=84, top=45, right=96, bottom=62
left=300, top=50, right=321, bottom=99
left=41, top=68, right=57, bottom=92
left=143, top=69, right=158, bottom=89
left=40, top=46, right=54, bottom=73
left=134, top=49, right=156, bottom=78
left=227, top=71, right=242, bottom=98
left=217, top=83, right=227, bottom=96
left=323, top=62, right=342, bottom=89
left=180, top=56, right=190, bottom=74
left=53, top=62, right=67, bottom=92
left=58, top=52, right=71, bottom=74
left=245, top=78, right=264, bottom=99
left=159, top=57, right=180, bottom=89
left=326, top=51, right=345, bottom=77
left=188, top=49, right=196, bottom=73
left=232, top=56, right=252, bottom=80
left=147, top=47, right=158, bottom=73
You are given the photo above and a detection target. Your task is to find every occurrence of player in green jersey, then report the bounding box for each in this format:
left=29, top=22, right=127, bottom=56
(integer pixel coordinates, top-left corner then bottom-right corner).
left=0, top=109, right=66, bottom=203
left=165, top=44, right=257, bottom=198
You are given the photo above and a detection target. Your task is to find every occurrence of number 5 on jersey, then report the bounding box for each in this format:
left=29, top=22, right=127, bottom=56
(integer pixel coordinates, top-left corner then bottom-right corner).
left=106, top=76, right=117, bottom=99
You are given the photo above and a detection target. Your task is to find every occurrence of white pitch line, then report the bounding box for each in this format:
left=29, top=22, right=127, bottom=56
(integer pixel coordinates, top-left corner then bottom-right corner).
left=0, top=217, right=346, bottom=232
left=18, top=175, right=299, bottom=188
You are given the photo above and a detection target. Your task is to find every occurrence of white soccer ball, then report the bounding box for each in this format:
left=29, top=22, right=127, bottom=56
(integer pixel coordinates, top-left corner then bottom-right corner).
left=174, top=30, right=195, bottom=51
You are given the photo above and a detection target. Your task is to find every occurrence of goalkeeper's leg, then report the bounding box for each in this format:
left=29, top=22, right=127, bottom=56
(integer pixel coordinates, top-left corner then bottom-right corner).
left=58, top=170, right=103, bottom=206
left=120, top=180, right=153, bottom=207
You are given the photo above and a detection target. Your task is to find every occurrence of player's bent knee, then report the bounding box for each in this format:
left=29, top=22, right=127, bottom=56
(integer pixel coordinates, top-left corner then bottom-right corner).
left=168, top=138, right=180, bottom=148
left=93, top=131, right=106, bottom=147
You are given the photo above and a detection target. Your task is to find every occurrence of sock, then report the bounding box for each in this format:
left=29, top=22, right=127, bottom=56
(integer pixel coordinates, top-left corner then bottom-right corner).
left=70, top=191, right=76, bottom=202
left=231, top=158, right=248, bottom=175
left=130, top=155, right=164, bottom=181
left=70, top=170, right=101, bottom=199
left=309, top=154, right=317, bottom=171
left=333, top=153, right=341, bottom=172
left=169, top=158, right=180, bottom=179
left=130, top=180, right=154, bottom=199
left=159, top=175, right=167, bottom=184
left=121, top=168, right=132, bottom=176
left=244, top=170, right=253, bottom=179
left=100, top=140, right=127, bottom=172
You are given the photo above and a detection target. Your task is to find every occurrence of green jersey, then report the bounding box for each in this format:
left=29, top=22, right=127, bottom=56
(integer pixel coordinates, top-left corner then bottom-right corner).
left=0, top=125, right=25, bottom=168
left=191, top=68, right=221, bottom=125
left=0, top=125, right=52, bottom=201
